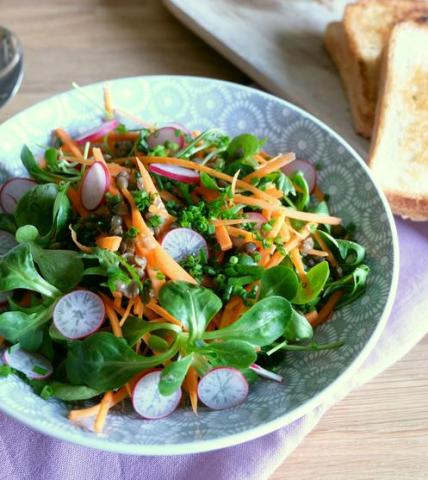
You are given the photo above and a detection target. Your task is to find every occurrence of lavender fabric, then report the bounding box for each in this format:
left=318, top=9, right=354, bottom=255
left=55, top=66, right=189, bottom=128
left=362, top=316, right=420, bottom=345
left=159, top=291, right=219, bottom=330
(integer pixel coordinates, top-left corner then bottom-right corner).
left=0, top=217, right=426, bottom=480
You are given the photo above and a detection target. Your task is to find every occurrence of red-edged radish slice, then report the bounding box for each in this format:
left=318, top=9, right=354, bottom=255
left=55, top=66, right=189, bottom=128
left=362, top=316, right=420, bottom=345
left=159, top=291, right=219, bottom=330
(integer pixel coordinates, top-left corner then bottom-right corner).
left=80, top=161, right=110, bottom=210
left=147, top=126, right=186, bottom=151
left=246, top=212, right=267, bottom=231
left=149, top=163, right=199, bottom=184
left=0, top=230, right=17, bottom=256
left=198, top=367, right=249, bottom=410
left=165, top=122, right=192, bottom=138
left=0, top=178, right=37, bottom=214
left=4, top=346, right=53, bottom=380
left=161, top=228, right=208, bottom=262
left=250, top=364, right=283, bottom=383
left=75, top=119, right=119, bottom=144
left=132, top=370, right=182, bottom=419
left=53, top=290, right=105, bottom=339
left=282, top=159, right=317, bottom=193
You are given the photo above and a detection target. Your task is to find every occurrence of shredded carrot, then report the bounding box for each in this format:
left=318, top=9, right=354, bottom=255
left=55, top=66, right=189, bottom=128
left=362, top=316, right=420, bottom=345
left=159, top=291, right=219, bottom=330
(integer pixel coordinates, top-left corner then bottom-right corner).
left=262, top=209, right=272, bottom=221
left=220, top=297, right=243, bottom=328
left=55, top=128, right=91, bottom=163
left=242, top=153, right=295, bottom=182
left=266, top=250, right=284, bottom=268
left=254, top=154, right=268, bottom=164
left=158, top=189, right=180, bottom=203
left=69, top=225, right=92, bottom=253
left=290, top=247, right=307, bottom=282
left=152, top=245, right=197, bottom=284
left=139, top=156, right=280, bottom=205
left=106, top=163, right=130, bottom=176
left=305, top=248, right=329, bottom=257
left=19, top=291, right=32, bottom=308
left=113, top=291, right=122, bottom=309
left=211, top=218, right=249, bottom=226
left=104, top=303, right=123, bottom=337
left=119, top=298, right=135, bottom=327
left=147, top=265, right=166, bottom=296
left=260, top=246, right=274, bottom=267
left=183, top=367, right=198, bottom=415
left=305, top=311, right=319, bottom=324
left=135, top=158, right=175, bottom=231
left=193, top=186, right=220, bottom=202
left=225, top=226, right=253, bottom=242
left=215, top=225, right=233, bottom=251
left=233, top=194, right=278, bottom=211
left=265, top=188, right=284, bottom=199
left=313, top=231, right=338, bottom=268
left=103, top=85, right=113, bottom=118
left=146, top=302, right=183, bottom=328
left=267, top=210, right=286, bottom=238
left=0, top=336, right=4, bottom=347
left=133, top=296, right=144, bottom=318
left=94, top=391, right=113, bottom=433
left=280, top=222, right=291, bottom=242
left=310, top=291, right=343, bottom=327
left=69, top=382, right=133, bottom=422
left=99, top=292, right=125, bottom=316
left=96, top=236, right=122, bottom=252
left=67, top=187, right=89, bottom=218
left=92, top=147, right=107, bottom=166
left=282, top=208, right=340, bottom=225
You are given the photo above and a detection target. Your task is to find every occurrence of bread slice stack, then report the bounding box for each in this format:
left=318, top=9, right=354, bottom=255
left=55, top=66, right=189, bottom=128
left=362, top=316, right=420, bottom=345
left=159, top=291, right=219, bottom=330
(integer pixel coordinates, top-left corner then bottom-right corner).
left=325, top=1, right=428, bottom=221
left=325, top=0, right=428, bottom=138
left=369, top=18, right=428, bottom=220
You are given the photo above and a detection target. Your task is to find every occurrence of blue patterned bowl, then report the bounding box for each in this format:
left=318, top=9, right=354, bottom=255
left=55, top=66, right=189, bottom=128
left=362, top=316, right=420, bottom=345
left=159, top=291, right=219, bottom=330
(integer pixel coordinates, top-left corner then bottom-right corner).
left=0, top=76, right=398, bottom=454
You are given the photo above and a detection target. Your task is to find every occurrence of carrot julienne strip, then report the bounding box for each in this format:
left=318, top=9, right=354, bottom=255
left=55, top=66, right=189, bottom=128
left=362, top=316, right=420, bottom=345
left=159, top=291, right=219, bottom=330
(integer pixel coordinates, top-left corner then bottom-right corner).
left=242, top=153, right=295, bottom=182
left=310, top=291, right=343, bottom=327
left=94, top=391, right=113, bottom=433
left=146, top=302, right=183, bottom=328
left=104, top=303, right=123, bottom=337
left=139, top=156, right=280, bottom=205
left=215, top=225, right=233, bottom=251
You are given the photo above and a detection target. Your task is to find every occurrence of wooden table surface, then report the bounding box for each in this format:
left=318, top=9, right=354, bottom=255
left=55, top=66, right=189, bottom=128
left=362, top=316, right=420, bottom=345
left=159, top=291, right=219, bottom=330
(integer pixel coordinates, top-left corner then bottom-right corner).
left=1, top=1, right=427, bottom=478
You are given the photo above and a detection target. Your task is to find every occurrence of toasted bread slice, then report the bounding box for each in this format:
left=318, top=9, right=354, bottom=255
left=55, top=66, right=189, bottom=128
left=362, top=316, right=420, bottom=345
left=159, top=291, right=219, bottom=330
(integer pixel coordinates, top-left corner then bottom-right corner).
left=324, top=22, right=372, bottom=138
left=344, top=0, right=428, bottom=132
left=369, top=18, right=428, bottom=221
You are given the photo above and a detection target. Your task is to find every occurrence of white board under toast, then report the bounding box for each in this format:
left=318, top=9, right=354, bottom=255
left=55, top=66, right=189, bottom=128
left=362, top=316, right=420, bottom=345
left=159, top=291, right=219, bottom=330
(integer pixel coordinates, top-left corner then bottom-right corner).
left=163, top=0, right=369, bottom=157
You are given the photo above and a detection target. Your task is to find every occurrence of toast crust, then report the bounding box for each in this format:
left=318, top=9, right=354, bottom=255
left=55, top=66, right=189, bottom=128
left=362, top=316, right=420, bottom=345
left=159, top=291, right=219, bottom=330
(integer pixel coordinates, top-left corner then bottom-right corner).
left=344, top=0, right=428, bottom=133
left=324, top=22, right=372, bottom=138
left=369, top=18, right=428, bottom=221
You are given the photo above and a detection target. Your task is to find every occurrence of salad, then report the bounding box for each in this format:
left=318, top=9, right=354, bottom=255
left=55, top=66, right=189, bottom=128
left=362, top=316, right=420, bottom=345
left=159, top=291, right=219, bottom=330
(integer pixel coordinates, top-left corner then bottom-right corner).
left=0, top=87, right=369, bottom=432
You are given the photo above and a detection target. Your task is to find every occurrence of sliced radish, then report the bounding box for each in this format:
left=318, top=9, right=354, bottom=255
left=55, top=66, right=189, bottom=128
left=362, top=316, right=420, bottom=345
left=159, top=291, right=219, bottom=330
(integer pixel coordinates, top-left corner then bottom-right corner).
left=4, top=346, right=52, bottom=380
left=0, top=230, right=17, bottom=256
left=282, top=159, right=317, bottom=193
left=53, top=290, right=105, bottom=339
left=0, top=178, right=37, bottom=214
left=198, top=367, right=249, bottom=410
left=250, top=364, right=283, bottom=383
left=80, top=161, right=110, bottom=210
left=132, top=370, right=182, bottom=419
left=246, top=212, right=267, bottom=231
left=149, top=163, right=199, bottom=184
left=165, top=122, right=192, bottom=138
left=161, top=228, right=208, bottom=262
left=147, top=126, right=186, bottom=151
left=75, top=119, right=119, bottom=144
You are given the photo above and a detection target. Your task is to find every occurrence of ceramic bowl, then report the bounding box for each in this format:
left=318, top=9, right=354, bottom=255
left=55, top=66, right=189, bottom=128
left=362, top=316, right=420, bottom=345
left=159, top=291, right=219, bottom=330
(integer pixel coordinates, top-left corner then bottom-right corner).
left=0, top=76, right=398, bottom=454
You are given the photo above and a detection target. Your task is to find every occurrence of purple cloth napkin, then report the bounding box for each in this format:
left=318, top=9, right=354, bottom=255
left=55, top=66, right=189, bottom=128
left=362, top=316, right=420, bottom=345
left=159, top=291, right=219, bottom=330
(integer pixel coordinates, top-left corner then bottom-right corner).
left=1, top=218, right=427, bottom=480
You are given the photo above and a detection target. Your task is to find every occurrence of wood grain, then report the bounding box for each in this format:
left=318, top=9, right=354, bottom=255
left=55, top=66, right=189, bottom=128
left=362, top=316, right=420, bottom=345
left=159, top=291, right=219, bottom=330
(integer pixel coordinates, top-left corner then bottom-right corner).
left=0, top=1, right=427, bottom=479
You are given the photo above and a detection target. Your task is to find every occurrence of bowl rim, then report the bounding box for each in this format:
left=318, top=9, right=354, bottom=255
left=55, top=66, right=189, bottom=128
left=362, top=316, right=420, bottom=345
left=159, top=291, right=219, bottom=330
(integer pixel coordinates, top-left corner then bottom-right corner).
left=0, top=75, right=400, bottom=455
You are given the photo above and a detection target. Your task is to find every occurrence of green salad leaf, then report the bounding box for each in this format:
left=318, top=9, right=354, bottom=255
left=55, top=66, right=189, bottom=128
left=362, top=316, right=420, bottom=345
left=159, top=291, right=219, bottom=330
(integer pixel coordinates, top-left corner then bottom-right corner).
left=292, top=261, right=330, bottom=305
left=259, top=265, right=299, bottom=300
left=159, top=354, right=194, bottom=396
